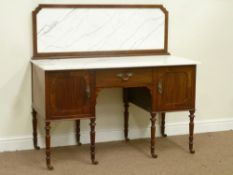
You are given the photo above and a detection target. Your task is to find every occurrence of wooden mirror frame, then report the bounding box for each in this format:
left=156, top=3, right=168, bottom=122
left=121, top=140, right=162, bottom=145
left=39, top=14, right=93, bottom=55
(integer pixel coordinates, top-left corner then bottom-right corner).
left=32, top=4, right=169, bottom=59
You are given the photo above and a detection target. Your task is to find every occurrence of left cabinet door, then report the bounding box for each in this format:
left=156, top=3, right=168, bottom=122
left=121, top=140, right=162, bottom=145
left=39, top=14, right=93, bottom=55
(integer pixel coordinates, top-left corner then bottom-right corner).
left=46, top=70, right=94, bottom=120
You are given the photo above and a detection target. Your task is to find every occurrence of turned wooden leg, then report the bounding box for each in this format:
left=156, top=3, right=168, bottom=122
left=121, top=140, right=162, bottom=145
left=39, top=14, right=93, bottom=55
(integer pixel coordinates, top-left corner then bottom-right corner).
left=45, top=121, right=54, bottom=170
left=123, top=88, right=130, bottom=141
left=161, top=112, right=167, bottom=137
left=124, top=103, right=129, bottom=141
left=189, top=110, right=195, bottom=154
left=76, top=120, right=82, bottom=146
left=150, top=112, right=158, bottom=158
left=32, top=109, right=40, bottom=150
left=90, top=118, right=98, bottom=165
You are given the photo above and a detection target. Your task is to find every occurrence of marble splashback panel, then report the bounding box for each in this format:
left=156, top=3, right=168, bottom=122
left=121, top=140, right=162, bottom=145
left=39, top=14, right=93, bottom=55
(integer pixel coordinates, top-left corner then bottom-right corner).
left=36, top=8, right=165, bottom=53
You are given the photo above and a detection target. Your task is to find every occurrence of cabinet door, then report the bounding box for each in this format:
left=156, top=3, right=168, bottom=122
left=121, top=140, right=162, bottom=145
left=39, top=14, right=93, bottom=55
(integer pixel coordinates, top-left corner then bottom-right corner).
left=154, top=66, right=196, bottom=111
left=46, top=71, right=94, bottom=119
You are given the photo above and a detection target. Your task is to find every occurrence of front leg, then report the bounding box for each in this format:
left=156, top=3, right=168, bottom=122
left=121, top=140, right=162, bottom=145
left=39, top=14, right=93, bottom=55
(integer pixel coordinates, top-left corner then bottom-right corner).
left=32, top=109, right=40, bottom=150
left=150, top=112, right=158, bottom=158
left=76, top=120, right=82, bottom=146
left=189, top=110, right=195, bottom=154
left=161, top=112, right=167, bottom=137
left=123, top=88, right=130, bottom=141
left=45, top=121, right=54, bottom=170
left=90, top=118, right=98, bottom=165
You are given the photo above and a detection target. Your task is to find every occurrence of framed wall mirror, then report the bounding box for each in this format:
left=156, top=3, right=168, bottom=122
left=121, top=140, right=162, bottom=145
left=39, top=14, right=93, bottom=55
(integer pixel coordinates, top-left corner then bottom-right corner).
left=32, top=4, right=169, bottom=58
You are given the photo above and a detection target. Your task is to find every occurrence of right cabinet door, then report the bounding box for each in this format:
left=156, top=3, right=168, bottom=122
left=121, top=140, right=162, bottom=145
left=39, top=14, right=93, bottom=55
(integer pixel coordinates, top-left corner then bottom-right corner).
left=154, top=66, right=196, bottom=111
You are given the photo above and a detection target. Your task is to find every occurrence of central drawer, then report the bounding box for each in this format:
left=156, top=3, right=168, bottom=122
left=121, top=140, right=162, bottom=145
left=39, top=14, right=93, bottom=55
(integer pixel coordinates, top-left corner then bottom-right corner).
left=96, top=68, right=153, bottom=88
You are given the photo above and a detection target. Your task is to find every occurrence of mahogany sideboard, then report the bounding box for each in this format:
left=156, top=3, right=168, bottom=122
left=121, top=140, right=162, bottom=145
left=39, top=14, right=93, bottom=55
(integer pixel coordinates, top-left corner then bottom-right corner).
left=31, top=4, right=200, bottom=170
left=31, top=55, right=198, bottom=169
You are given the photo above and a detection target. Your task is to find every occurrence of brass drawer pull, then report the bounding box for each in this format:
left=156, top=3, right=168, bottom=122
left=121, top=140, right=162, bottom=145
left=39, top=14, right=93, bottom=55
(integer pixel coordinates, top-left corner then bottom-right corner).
left=157, top=81, right=163, bottom=94
left=116, top=72, right=133, bottom=81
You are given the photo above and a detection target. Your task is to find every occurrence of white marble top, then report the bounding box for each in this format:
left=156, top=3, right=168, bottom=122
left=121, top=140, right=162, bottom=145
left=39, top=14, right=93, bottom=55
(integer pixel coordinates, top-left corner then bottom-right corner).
left=37, top=8, right=165, bottom=53
left=31, top=55, right=200, bottom=71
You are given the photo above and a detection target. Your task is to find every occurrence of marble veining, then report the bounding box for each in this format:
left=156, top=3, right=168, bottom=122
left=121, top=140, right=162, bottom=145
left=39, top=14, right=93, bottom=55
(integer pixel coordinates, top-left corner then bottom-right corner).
left=37, top=8, right=165, bottom=53
left=31, top=56, right=200, bottom=71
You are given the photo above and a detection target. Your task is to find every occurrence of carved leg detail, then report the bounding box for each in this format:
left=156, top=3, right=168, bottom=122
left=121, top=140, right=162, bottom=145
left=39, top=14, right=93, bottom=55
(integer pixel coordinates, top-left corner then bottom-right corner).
left=45, top=122, right=54, bottom=170
left=150, top=112, right=158, bottom=158
left=32, top=109, right=40, bottom=150
left=123, top=88, right=130, bottom=141
left=90, top=118, right=98, bottom=165
left=189, top=110, right=195, bottom=154
left=76, top=120, right=82, bottom=146
left=161, top=112, right=167, bottom=137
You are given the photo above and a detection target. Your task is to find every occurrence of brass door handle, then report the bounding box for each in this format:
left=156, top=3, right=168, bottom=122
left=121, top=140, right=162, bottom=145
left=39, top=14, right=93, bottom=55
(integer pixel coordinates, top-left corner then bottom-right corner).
left=157, top=81, right=163, bottom=94
left=86, top=84, right=91, bottom=99
left=116, top=72, right=133, bottom=81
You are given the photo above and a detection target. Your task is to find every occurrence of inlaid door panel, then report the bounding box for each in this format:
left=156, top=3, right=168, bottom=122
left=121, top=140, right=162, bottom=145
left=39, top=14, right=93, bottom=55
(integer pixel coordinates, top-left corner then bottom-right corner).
left=46, top=71, right=94, bottom=119
left=154, top=66, right=196, bottom=111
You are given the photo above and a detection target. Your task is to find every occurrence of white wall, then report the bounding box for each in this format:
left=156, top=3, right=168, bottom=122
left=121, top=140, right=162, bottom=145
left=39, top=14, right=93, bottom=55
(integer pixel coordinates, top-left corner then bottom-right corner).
left=0, top=0, right=233, bottom=151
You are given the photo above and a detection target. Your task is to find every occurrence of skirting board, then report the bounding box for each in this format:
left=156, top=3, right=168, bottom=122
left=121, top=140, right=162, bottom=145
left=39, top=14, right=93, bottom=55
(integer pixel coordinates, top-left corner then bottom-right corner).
left=0, top=118, right=232, bottom=152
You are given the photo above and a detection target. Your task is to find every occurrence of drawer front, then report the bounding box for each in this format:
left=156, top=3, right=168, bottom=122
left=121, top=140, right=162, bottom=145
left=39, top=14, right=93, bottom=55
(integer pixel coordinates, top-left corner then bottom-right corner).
left=96, top=68, right=153, bottom=88
left=46, top=70, right=94, bottom=120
